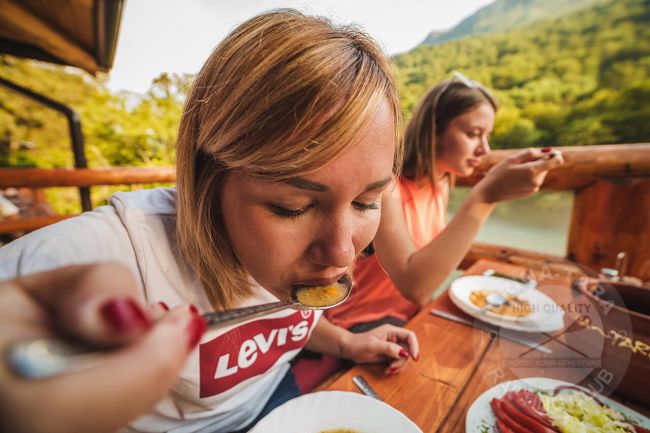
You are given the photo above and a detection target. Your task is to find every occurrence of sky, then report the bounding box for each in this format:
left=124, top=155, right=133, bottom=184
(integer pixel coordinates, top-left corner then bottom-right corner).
left=107, top=0, right=495, bottom=94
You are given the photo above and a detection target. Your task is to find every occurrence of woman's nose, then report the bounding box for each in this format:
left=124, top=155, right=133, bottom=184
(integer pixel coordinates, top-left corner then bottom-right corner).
left=308, top=219, right=356, bottom=269
left=476, top=137, right=490, bottom=156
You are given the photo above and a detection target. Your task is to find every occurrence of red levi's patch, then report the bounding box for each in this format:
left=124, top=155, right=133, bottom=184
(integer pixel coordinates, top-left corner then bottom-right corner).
left=199, top=310, right=316, bottom=397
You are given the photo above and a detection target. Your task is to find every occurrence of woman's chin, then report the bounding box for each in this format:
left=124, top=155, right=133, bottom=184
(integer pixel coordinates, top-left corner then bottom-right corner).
left=455, top=166, right=476, bottom=178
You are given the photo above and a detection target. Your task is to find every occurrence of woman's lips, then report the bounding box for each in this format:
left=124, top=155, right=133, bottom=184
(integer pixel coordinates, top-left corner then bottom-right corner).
left=291, top=272, right=348, bottom=287
left=467, top=159, right=480, bottom=168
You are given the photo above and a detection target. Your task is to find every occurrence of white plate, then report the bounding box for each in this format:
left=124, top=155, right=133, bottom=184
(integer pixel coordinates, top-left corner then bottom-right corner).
left=450, top=276, right=564, bottom=333
left=465, top=377, right=650, bottom=433
left=250, top=391, right=422, bottom=433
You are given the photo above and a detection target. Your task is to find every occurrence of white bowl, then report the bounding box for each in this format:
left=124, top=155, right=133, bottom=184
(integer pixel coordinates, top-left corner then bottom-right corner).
left=250, top=391, right=422, bottom=433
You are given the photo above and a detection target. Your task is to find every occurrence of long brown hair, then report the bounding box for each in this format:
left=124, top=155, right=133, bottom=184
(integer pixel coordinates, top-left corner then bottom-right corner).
left=403, top=78, right=497, bottom=186
left=175, top=9, right=402, bottom=310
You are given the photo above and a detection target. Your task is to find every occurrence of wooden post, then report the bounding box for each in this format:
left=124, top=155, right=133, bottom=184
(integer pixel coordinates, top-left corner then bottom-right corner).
left=567, top=178, right=650, bottom=280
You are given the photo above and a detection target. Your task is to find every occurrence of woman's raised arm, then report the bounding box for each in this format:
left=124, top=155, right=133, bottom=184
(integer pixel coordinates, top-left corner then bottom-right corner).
left=373, top=148, right=563, bottom=306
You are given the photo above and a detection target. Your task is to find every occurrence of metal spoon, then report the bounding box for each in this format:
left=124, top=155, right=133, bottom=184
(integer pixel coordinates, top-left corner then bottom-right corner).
left=477, top=292, right=507, bottom=313
left=6, top=274, right=352, bottom=379
left=202, top=273, right=352, bottom=328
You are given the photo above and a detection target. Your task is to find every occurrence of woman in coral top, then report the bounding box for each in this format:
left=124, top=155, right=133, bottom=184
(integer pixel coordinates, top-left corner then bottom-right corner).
left=0, top=11, right=420, bottom=433
left=283, top=74, right=564, bottom=389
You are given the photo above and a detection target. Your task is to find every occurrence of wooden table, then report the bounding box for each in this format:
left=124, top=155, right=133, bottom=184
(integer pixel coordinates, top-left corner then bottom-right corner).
left=322, top=259, right=650, bottom=432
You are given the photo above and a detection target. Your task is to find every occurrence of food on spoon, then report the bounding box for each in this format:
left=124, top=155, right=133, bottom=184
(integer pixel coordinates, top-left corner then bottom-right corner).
left=470, top=290, right=532, bottom=317
left=490, top=386, right=650, bottom=433
left=294, top=282, right=348, bottom=307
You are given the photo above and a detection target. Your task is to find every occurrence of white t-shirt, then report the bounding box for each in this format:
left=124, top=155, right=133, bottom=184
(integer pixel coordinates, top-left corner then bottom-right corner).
left=0, top=188, right=321, bottom=433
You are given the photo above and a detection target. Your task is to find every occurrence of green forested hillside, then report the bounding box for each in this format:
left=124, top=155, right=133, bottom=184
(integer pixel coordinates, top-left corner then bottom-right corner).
left=399, top=0, right=650, bottom=148
left=0, top=57, right=190, bottom=212
left=0, top=56, right=190, bottom=169
left=421, top=0, right=599, bottom=45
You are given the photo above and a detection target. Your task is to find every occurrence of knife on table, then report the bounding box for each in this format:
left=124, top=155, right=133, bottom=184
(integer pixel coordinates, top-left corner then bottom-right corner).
left=430, top=309, right=552, bottom=354
left=353, top=375, right=383, bottom=401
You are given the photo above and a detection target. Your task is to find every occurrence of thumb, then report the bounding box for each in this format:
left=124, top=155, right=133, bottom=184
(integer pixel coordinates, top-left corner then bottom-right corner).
left=520, top=150, right=564, bottom=174
left=6, top=306, right=207, bottom=433
left=16, top=263, right=152, bottom=347
left=504, top=148, right=539, bottom=164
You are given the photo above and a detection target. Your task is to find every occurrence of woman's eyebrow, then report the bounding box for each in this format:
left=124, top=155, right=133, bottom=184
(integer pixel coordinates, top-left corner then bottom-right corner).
left=364, top=176, right=392, bottom=192
left=283, top=178, right=328, bottom=192
left=282, top=175, right=392, bottom=193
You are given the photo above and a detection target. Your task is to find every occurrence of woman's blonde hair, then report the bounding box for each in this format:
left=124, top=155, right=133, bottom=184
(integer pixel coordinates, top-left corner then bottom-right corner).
left=403, top=78, right=497, bottom=186
left=176, top=9, right=402, bottom=310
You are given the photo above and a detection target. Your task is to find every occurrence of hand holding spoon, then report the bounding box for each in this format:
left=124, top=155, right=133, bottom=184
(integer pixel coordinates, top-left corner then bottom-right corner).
left=6, top=274, right=352, bottom=379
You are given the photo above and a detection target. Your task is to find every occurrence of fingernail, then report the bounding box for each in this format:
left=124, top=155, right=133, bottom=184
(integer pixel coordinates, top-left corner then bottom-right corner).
left=189, top=304, right=199, bottom=315
left=100, top=298, right=151, bottom=332
left=541, top=147, right=552, bottom=153
left=186, top=315, right=207, bottom=350
left=399, top=348, right=409, bottom=359
left=385, top=367, right=396, bottom=376
left=415, top=353, right=420, bottom=362
left=158, top=301, right=170, bottom=311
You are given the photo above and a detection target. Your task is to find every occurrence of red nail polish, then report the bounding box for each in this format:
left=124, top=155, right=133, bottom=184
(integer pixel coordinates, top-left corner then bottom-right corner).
left=187, top=315, right=207, bottom=350
left=385, top=367, right=396, bottom=375
left=189, top=304, right=199, bottom=315
left=399, top=348, right=409, bottom=358
left=100, top=298, right=151, bottom=332
left=158, top=301, right=170, bottom=311
left=541, top=147, right=552, bottom=153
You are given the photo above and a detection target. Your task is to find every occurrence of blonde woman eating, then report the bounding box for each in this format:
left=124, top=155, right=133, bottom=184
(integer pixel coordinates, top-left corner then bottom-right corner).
left=0, top=10, right=417, bottom=433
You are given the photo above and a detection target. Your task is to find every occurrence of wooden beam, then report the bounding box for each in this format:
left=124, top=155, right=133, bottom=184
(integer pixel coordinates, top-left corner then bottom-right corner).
left=0, top=167, right=176, bottom=188
left=461, top=242, right=585, bottom=279
left=0, top=0, right=98, bottom=74
left=457, top=143, right=650, bottom=190
left=0, top=215, right=74, bottom=235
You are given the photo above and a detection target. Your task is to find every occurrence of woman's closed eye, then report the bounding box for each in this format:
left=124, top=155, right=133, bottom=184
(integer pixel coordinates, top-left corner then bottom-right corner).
left=267, top=201, right=379, bottom=218
left=353, top=201, right=379, bottom=212
left=267, top=203, right=313, bottom=218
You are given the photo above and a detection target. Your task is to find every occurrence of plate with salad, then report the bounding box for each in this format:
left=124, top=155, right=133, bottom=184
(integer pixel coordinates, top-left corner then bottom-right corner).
left=466, top=377, right=650, bottom=433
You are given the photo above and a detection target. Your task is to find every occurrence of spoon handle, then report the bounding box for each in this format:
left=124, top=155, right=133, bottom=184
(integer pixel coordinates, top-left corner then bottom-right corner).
left=6, top=301, right=293, bottom=380
left=203, top=301, right=292, bottom=328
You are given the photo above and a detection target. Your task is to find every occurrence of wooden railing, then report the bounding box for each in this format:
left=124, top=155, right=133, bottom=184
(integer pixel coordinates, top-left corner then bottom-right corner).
left=0, top=167, right=175, bottom=188
left=0, top=167, right=176, bottom=237
left=1, top=143, right=649, bottom=279
left=0, top=215, right=73, bottom=234
left=458, top=143, right=650, bottom=280
left=456, top=144, right=650, bottom=190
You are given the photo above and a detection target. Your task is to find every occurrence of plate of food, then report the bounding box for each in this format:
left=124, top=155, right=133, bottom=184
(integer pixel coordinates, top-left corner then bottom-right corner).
left=450, top=276, right=564, bottom=332
left=249, top=391, right=422, bottom=433
left=466, top=377, right=650, bottom=433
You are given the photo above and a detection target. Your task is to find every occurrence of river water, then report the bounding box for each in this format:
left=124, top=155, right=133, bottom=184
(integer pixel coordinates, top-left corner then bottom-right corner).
left=447, top=187, right=574, bottom=256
